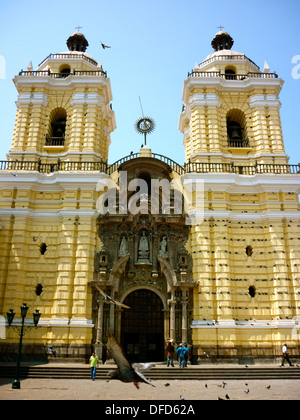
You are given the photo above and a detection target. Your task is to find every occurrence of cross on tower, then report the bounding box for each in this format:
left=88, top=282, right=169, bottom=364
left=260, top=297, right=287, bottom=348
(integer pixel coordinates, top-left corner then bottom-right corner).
left=75, top=25, right=83, bottom=32
left=217, top=24, right=224, bottom=31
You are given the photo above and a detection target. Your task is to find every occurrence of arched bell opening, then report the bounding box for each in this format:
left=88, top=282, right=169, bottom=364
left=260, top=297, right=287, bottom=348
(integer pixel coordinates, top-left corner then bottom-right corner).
left=226, top=109, right=249, bottom=148
left=46, top=107, right=67, bottom=147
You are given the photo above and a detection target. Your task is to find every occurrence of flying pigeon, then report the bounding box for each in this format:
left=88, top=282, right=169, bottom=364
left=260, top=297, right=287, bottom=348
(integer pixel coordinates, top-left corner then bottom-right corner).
left=101, top=41, right=111, bottom=49
left=107, top=333, right=155, bottom=389
left=94, top=284, right=131, bottom=309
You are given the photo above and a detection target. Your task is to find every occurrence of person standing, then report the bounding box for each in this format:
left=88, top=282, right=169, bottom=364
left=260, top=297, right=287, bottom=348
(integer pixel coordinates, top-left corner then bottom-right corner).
left=166, top=339, right=175, bottom=367
left=183, top=344, right=189, bottom=368
left=177, top=343, right=185, bottom=368
left=280, top=344, right=294, bottom=367
left=89, top=352, right=99, bottom=380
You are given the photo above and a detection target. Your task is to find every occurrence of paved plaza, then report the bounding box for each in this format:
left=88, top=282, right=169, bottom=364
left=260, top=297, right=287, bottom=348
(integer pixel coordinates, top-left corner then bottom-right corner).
left=0, top=376, right=299, bottom=400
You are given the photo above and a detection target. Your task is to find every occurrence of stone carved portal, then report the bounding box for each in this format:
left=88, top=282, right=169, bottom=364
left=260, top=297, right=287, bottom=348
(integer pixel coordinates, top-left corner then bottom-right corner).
left=91, top=157, right=195, bottom=362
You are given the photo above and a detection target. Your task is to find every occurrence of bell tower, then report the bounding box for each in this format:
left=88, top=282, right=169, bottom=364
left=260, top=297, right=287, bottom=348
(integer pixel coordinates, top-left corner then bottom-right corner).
left=9, top=31, right=116, bottom=164
left=178, top=31, right=300, bottom=363
left=179, top=30, right=287, bottom=167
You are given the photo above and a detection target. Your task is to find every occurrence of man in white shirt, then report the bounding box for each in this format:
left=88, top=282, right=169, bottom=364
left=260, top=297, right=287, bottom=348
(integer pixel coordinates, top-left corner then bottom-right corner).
left=281, top=344, right=294, bottom=367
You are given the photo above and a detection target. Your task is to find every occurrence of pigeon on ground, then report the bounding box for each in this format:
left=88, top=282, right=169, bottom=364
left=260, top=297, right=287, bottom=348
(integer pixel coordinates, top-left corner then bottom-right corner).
left=107, top=333, right=155, bottom=389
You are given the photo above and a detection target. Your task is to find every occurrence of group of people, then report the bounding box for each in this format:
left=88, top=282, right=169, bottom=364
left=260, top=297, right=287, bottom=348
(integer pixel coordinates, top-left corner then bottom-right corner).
left=166, top=339, right=189, bottom=368
left=88, top=342, right=295, bottom=380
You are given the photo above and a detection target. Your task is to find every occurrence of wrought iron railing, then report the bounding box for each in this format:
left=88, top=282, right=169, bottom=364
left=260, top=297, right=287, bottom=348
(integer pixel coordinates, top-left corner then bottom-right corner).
left=45, top=136, right=65, bottom=146
left=0, top=157, right=299, bottom=176
left=106, top=152, right=186, bottom=175
left=0, top=160, right=107, bottom=174
left=228, top=139, right=250, bottom=148
left=184, top=162, right=300, bottom=175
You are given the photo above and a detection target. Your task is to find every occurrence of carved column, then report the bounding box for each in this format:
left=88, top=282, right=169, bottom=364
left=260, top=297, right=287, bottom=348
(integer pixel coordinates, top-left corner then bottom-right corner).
left=109, top=290, right=115, bottom=332
left=168, top=290, right=176, bottom=341
left=181, top=290, right=188, bottom=344
left=95, top=296, right=104, bottom=360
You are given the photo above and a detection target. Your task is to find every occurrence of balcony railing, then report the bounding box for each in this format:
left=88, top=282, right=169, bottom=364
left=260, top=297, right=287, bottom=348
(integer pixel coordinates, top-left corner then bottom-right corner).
left=0, top=157, right=299, bottom=176
left=188, top=70, right=278, bottom=79
left=228, top=139, right=250, bottom=148
left=45, top=136, right=65, bottom=147
left=197, top=54, right=260, bottom=71
left=38, top=53, right=98, bottom=67
left=184, top=162, right=300, bottom=175
left=0, top=159, right=108, bottom=174
left=18, top=69, right=108, bottom=78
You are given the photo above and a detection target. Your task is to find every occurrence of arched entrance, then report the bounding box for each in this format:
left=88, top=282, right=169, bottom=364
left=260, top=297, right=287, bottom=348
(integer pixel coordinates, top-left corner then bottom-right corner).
left=121, top=289, right=164, bottom=363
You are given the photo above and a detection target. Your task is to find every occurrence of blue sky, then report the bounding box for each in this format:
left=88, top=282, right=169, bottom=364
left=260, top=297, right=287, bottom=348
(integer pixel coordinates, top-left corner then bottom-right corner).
left=0, top=0, right=299, bottom=165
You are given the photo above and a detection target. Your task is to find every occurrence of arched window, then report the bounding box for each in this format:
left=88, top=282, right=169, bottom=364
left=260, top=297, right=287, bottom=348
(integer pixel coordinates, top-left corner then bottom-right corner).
left=226, top=109, right=249, bottom=148
left=138, top=172, right=152, bottom=195
left=59, top=65, right=71, bottom=78
left=46, top=108, right=67, bottom=146
left=225, top=67, right=236, bottom=80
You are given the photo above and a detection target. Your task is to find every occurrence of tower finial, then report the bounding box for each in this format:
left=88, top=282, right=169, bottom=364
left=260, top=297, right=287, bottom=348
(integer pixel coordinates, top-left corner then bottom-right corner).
left=67, top=31, right=89, bottom=52
left=211, top=30, right=233, bottom=51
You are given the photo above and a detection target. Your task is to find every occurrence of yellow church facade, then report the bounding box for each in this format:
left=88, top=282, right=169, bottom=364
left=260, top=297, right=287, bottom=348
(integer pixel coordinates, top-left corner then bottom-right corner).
left=0, top=30, right=299, bottom=363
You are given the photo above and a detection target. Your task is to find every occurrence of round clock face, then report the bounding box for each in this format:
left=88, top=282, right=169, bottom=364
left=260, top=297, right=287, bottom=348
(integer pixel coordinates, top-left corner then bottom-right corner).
left=136, top=117, right=155, bottom=134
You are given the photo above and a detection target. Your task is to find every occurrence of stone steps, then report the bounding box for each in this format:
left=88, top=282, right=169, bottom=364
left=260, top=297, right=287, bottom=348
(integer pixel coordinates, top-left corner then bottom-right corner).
left=1, top=365, right=300, bottom=380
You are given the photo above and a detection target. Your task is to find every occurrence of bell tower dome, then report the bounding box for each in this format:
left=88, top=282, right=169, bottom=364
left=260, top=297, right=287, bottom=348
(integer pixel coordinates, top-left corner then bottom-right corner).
left=66, top=31, right=89, bottom=52
left=211, top=30, right=234, bottom=51
left=8, top=31, right=116, bottom=164
left=179, top=30, right=286, bottom=167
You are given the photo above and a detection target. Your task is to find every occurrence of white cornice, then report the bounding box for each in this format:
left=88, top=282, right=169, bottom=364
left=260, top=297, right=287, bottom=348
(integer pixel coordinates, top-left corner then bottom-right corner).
left=202, top=210, right=300, bottom=222
left=16, top=92, right=48, bottom=107
left=249, top=93, right=281, bottom=109
left=0, top=208, right=99, bottom=220
left=188, top=92, right=221, bottom=108
left=13, top=75, right=114, bottom=103
left=182, top=76, right=284, bottom=103
left=71, top=92, right=104, bottom=106
left=0, top=207, right=299, bottom=223
left=191, top=319, right=300, bottom=329
left=0, top=171, right=299, bottom=194
left=0, top=171, right=110, bottom=191
left=182, top=172, right=300, bottom=194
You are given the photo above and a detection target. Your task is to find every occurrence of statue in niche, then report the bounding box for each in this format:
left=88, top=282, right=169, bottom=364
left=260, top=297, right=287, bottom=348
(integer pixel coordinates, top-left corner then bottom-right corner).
left=138, top=231, right=150, bottom=262
left=158, top=236, right=168, bottom=258
left=118, top=236, right=129, bottom=256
